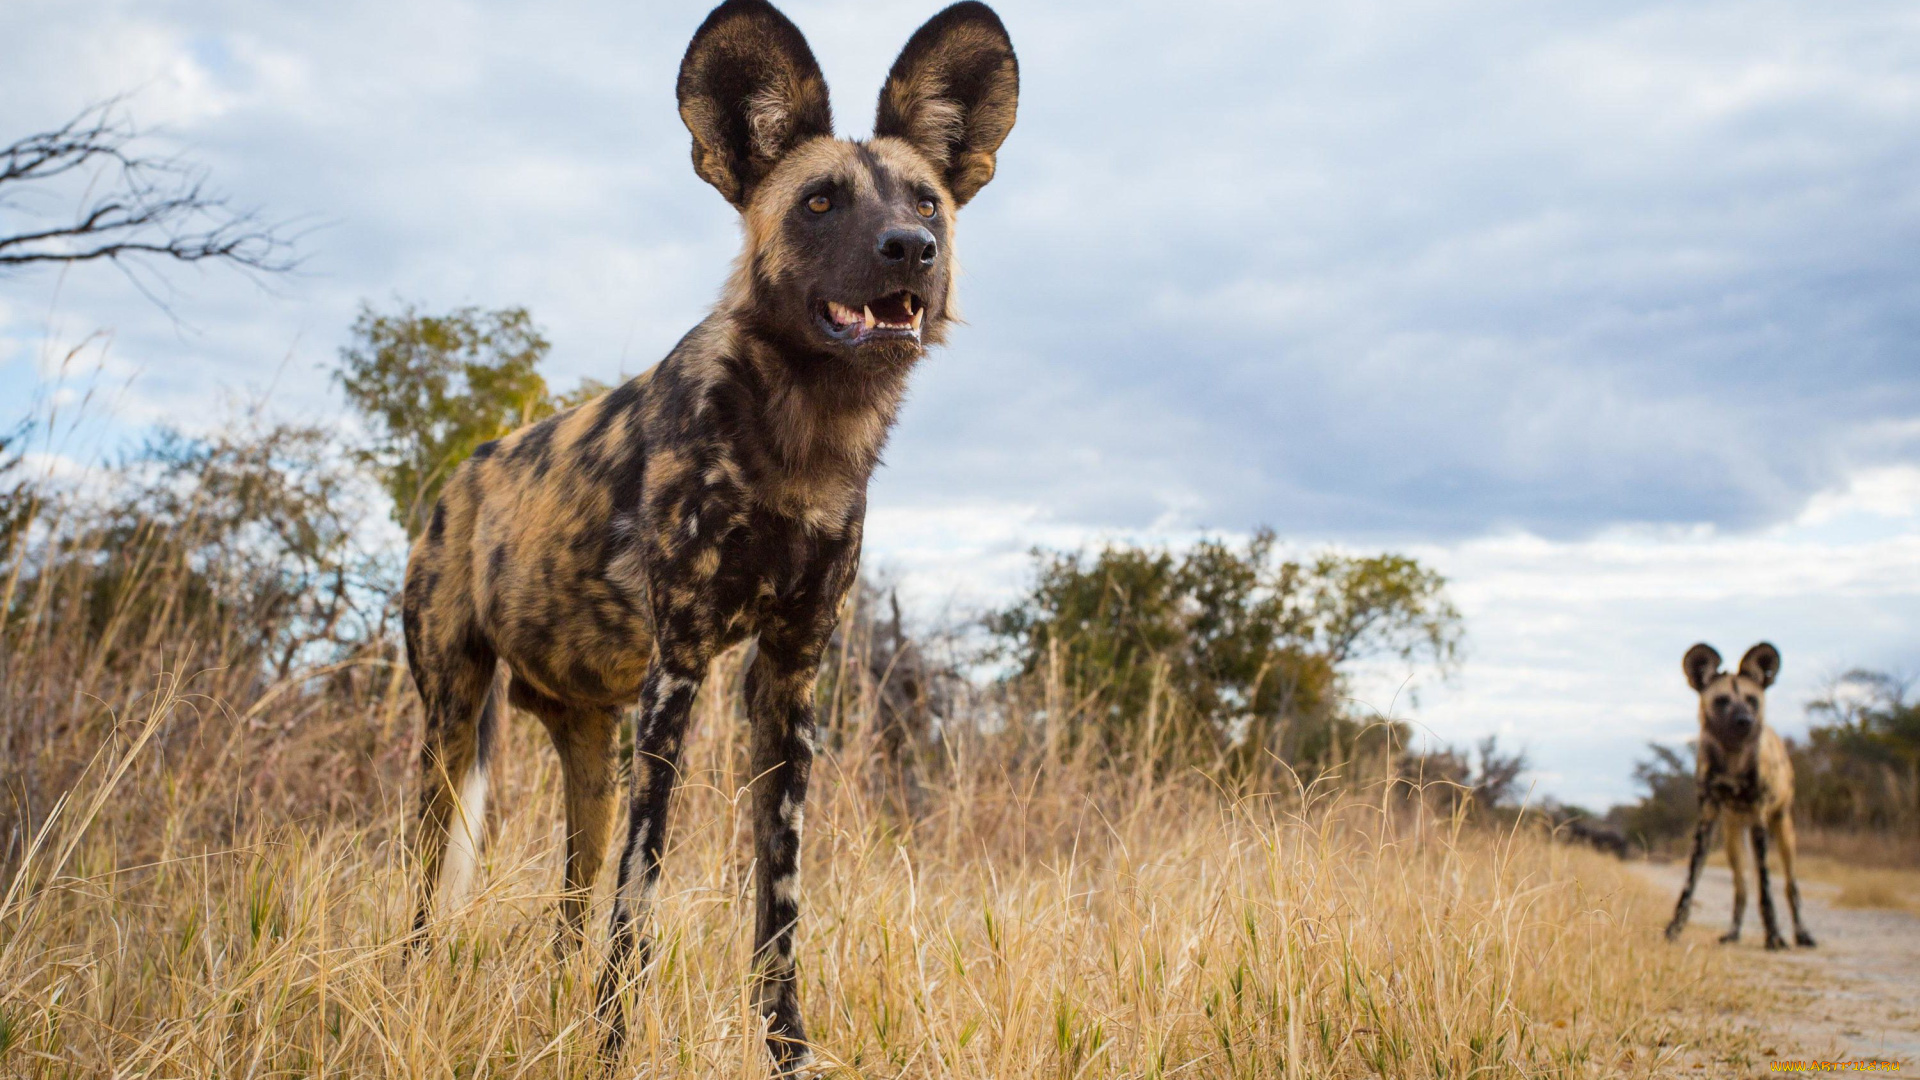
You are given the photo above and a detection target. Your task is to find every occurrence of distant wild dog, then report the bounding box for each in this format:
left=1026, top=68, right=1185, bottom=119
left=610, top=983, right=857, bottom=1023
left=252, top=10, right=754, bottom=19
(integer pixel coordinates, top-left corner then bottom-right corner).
left=1664, top=642, right=1816, bottom=950
left=399, top=0, right=1017, bottom=1069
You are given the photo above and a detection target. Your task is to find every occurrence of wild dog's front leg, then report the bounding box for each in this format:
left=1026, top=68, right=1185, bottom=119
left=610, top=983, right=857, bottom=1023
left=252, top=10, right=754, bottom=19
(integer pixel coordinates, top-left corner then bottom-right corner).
left=746, top=638, right=826, bottom=1073
left=1665, top=800, right=1719, bottom=941
left=1751, top=823, right=1788, bottom=950
left=741, top=518, right=861, bottom=1075
left=595, top=655, right=707, bottom=1061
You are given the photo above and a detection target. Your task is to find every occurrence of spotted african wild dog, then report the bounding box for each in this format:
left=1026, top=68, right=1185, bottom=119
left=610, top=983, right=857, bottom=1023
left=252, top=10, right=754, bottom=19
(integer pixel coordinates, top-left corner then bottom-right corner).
left=399, top=0, right=1016, bottom=1069
left=1664, top=643, right=1816, bottom=950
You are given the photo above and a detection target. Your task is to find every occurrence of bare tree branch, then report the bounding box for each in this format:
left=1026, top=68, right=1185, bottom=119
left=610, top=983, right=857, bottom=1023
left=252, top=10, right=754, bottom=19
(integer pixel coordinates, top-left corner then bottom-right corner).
left=0, top=99, right=298, bottom=280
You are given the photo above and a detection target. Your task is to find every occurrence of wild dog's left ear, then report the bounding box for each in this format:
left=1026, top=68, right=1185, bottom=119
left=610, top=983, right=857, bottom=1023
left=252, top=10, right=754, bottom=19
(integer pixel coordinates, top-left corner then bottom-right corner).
left=874, top=2, right=1018, bottom=207
left=678, top=0, right=834, bottom=207
left=1738, top=642, right=1781, bottom=689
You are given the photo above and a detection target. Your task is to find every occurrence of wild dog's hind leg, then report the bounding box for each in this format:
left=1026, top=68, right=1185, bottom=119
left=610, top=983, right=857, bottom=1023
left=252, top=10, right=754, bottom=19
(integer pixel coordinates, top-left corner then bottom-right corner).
left=1751, top=822, right=1788, bottom=950
left=516, top=681, right=619, bottom=954
left=1769, top=810, right=1815, bottom=947
left=746, top=636, right=827, bottom=1073
left=1719, top=815, right=1748, bottom=944
left=408, top=635, right=500, bottom=940
left=1665, top=800, right=1719, bottom=941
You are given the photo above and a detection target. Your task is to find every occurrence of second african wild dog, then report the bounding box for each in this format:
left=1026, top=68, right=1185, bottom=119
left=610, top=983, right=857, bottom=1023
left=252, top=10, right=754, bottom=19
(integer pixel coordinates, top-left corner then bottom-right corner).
left=399, top=0, right=1017, bottom=1070
left=1664, top=642, right=1817, bottom=950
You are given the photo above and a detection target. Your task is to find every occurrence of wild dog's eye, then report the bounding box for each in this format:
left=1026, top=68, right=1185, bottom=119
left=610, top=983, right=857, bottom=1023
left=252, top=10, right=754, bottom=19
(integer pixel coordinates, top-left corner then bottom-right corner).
left=1745, top=695, right=1759, bottom=708
left=806, top=193, right=831, bottom=214
left=916, top=198, right=937, bottom=218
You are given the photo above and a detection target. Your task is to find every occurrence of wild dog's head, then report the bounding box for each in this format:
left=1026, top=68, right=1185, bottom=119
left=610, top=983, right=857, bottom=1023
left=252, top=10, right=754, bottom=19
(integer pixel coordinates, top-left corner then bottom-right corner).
left=1682, top=642, right=1781, bottom=749
left=678, top=0, right=1017, bottom=364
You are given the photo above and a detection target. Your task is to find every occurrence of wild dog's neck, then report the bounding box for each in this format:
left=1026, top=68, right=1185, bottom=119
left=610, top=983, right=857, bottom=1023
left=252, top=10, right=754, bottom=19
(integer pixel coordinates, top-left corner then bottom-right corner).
left=1700, top=722, right=1761, bottom=773
left=717, top=307, right=916, bottom=502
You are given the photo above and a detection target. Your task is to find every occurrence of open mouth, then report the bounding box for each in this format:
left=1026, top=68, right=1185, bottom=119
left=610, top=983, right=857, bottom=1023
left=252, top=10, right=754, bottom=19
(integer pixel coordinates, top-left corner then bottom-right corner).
left=815, top=290, right=925, bottom=346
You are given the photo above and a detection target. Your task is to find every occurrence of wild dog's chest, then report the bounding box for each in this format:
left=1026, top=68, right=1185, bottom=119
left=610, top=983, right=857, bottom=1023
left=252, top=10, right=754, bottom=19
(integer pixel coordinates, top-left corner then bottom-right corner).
left=1700, top=741, right=1770, bottom=810
left=1704, top=766, right=1766, bottom=809
left=667, top=501, right=863, bottom=648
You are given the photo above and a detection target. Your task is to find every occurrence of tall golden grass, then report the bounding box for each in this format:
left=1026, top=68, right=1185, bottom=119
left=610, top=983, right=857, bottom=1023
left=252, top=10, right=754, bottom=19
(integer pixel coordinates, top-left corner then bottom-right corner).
left=0, top=479, right=1767, bottom=1077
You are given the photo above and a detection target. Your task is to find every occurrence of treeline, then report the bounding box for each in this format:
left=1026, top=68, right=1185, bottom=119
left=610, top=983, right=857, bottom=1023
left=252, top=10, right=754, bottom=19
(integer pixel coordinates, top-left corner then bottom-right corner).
left=2, top=302, right=1505, bottom=860
left=983, top=531, right=1462, bottom=774
left=1611, top=670, right=1920, bottom=854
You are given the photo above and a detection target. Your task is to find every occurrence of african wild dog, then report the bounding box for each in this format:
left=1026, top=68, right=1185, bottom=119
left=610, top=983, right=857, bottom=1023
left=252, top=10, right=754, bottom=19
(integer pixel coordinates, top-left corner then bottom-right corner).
left=399, top=0, right=1017, bottom=1069
left=1664, top=643, right=1816, bottom=950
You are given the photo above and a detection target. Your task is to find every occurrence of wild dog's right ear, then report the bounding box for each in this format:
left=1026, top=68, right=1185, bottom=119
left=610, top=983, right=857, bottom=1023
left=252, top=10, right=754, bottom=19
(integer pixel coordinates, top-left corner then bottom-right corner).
left=1682, top=643, right=1723, bottom=692
left=677, top=0, right=833, bottom=207
left=874, top=2, right=1019, bottom=207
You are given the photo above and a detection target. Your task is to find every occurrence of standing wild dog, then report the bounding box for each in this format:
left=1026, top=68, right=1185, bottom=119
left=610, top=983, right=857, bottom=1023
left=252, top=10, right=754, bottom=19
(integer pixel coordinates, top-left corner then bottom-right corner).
left=399, top=0, right=1017, bottom=1069
left=1664, top=642, right=1817, bottom=950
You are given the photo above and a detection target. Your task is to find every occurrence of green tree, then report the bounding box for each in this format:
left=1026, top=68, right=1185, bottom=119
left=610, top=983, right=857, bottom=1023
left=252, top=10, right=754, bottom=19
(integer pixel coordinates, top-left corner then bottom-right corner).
left=1308, top=552, right=1461, bottom=668
left=1795, top=671, right=1920, bottom=835
left=986, top=529, right=1462, bottom=772
left=1609, top=742, right=1698, bottom=849
left=0, top=418, right=33, bottom=559
left=335, top=303, right=555, bottom=537
left=3, top=417, right=384, bottom=677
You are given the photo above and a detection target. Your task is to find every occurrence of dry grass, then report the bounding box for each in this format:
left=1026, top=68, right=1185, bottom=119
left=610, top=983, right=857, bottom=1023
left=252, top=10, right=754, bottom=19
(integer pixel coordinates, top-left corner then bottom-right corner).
left=0, top=466, right=1774, bottom=1078
left=1796, top=828, right=1920, bottom=872
left=1790, top=856, right=1920, bottom=917
left=0, top=664, right=1771, bottom=1079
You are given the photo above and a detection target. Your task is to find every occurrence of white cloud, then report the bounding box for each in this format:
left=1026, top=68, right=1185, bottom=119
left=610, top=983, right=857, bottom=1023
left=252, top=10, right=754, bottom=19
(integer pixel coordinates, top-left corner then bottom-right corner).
left=1796, top=465, right=1920, bottom=525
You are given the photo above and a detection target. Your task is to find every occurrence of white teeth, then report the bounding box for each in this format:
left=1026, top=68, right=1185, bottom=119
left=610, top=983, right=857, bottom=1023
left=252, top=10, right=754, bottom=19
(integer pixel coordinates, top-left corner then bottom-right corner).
left=826, top=298, right=921, bottom=337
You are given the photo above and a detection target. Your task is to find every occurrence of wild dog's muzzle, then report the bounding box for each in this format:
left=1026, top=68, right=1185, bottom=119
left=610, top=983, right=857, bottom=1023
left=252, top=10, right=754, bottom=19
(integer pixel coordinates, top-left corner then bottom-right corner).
left=817, top=290, right=926, bottom=345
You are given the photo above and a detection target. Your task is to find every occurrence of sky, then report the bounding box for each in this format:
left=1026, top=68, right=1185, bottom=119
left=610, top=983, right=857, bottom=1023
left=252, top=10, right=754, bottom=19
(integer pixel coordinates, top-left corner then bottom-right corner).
left=3, top=0, right=1917, bottom=808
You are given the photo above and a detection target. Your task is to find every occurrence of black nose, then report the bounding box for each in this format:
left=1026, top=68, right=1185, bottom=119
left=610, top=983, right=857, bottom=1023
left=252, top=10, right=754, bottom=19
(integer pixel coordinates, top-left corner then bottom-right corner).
left=877, top=226, right=937, bottom=266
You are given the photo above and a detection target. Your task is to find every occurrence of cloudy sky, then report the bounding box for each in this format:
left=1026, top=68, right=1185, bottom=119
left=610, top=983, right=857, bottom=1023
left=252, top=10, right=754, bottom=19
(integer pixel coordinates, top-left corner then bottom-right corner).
left=5, top=0, right=1918, bottom=807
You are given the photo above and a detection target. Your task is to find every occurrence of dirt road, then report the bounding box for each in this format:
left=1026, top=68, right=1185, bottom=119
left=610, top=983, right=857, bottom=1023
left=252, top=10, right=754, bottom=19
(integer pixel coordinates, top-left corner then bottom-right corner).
left=1638, top=860, right=1920, bottom=1068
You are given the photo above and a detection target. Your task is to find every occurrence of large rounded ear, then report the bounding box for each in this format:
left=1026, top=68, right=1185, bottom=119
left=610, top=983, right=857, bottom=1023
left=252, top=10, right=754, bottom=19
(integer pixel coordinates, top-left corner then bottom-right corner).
left=677, top=0, right=833, bottom=207
left=1682, top=643, right=1722, bottom=692
left=1738, top=642, right=1781, bottom=689
left=873, top=2, right=1018, bottom=207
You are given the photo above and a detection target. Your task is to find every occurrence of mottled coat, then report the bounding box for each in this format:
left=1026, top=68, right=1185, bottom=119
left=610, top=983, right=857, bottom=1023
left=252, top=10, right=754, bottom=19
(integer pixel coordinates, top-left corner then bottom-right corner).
left=1664, top=642, right=1817, bottom=950
left=399, top=1, right=1018, bottom=1071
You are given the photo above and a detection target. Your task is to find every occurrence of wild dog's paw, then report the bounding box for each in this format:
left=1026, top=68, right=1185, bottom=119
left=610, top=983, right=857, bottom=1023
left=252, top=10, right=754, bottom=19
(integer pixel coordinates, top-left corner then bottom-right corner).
left=1717, top=929, right=1740, bottom=945
left=1795, top=929, right=1818, bottom=948
left=1764, top=933, right=1789, bottom=951
left=770, top=1048, right=827, bottom=1079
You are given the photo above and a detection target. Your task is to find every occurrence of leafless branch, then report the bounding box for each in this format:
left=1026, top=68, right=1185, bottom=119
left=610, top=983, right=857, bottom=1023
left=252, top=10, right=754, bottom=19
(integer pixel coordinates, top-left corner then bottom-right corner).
left=0, top=99, right=298, bottom=279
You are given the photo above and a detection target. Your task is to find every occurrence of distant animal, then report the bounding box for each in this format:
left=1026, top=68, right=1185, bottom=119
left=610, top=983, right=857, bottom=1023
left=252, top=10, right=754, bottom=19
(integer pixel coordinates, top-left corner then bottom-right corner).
left=398, top=0, right=1018, bottom=1070
left=1562, top=816, right=1630, bottom=859
left=1664, top=642, right=1816, bottom=950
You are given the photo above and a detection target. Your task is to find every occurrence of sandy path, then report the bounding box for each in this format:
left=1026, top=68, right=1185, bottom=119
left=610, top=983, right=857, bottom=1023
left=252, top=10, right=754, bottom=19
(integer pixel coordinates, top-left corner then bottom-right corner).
left=1637, top=860, right=1920, bottom=1069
